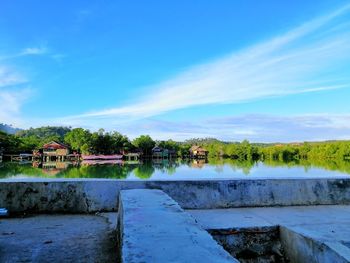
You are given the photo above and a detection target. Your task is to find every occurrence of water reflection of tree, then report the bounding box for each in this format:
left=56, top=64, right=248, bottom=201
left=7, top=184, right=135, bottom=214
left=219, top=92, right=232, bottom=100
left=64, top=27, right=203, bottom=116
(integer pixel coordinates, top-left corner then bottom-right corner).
left=1, top=162, right=137, bottom=179
left=208, top=158, right=256, bottom=175
left=62, top=164, right=134, bottom=179
left=166, top=165, right=177, bottom=175
left=264, top=158, right=350, bottom=175
left=133, top=162, right=155, bottom=179
left=2, top=157, right=350, bottom=179
left=229, top=159, right=255, bottom=175
left=164, top=160, right=180, bottom=175
left=152, top=159, right=180, bottom=175
left=0, top=162, right=46, bottom=178
left=133, top=160, right=181, bottom=178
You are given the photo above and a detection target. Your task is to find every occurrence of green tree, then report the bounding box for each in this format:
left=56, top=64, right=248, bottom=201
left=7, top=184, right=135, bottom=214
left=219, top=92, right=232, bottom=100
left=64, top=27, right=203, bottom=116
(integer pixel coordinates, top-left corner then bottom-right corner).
left=0, top=131, right=21, bottom=153
left=19, top=135, right=41, bottom=152
left=178, top=144, right=191, bottom=157
left=299, top=142, right=311, bottom=159
left=16, top=126, right=71, bottom=141
left=89, top=131, right=115, bottom=154
left=110, top=132, right=132, bottom=152
left=64, top=128, right=92, bottom=153
left=158, top=139, right=180, bottom=152
left=132, top=135, right=155, bottom=156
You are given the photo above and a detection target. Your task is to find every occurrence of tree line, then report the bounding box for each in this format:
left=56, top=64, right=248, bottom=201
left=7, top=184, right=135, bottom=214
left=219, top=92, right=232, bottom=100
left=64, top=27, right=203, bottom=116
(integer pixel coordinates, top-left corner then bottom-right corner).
left=1, top=126, right=350, bottom=161
left=0, top=126, right=182, bottom=156
left=192, top=139, right=350, bottom=161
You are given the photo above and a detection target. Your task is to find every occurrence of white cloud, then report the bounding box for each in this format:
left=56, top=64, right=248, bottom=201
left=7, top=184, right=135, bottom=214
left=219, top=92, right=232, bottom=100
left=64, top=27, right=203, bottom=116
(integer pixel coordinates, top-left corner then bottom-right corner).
left=6, top=4, right=350, bottom=144
left=100, top=114, right=350, bottom=142
left=0, top=44, right=52, bottom=125
left=0, top=66, right=26, bottom=87
left=43, top=113, right=350, bottom=142
left=60, top=3, right=350, bottom=125
left=0, top=88, right=32, bottom=125
left=20, top=47, right=47, bottom=56
left=0, top=66, right=31, bottom=125
left=204, top=114, right=350, bottom=142
left=0, top=46, right=49, bottom=61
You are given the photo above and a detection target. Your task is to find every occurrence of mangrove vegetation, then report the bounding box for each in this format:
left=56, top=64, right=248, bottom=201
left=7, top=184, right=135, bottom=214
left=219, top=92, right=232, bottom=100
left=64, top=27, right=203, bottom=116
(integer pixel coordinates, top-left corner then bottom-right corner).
left=1, top=126, right=350, bottom=163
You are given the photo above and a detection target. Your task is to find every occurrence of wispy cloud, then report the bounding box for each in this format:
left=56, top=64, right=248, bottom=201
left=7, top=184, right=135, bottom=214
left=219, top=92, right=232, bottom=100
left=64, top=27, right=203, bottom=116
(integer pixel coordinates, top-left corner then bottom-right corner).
left=204, top=114, right=350, bottom=142
left=59, top=3, right=350, bottom=125
left=0, top=44, right=55, bottom=124
left=0, top=66, right=31, bottom=125
left=99, top=114, right=350, bottom=142
left=0, top=66, right=26, bottom=87
left=20, top=46, right=47, bottom=56
left=0, top=88, right=32, bottom=125
left=6, top=4, right=350, bottom=144
left=0, top=45, right=48, bottom=61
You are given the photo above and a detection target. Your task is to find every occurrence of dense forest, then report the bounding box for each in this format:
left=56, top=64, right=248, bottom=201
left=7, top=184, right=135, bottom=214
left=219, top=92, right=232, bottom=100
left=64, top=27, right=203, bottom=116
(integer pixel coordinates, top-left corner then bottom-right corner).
left=0, top=127, right=169, bottom=155
left=1, top=126, right=350, bottom=162
left=197, top=139, right=350, bottom=161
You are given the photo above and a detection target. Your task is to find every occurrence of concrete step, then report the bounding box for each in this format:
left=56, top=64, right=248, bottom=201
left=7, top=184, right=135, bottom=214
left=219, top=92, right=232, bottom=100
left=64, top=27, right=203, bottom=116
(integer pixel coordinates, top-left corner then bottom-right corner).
left=118, top=189, right=238, bottom=263
left=188, top=205, right=350, bottom=263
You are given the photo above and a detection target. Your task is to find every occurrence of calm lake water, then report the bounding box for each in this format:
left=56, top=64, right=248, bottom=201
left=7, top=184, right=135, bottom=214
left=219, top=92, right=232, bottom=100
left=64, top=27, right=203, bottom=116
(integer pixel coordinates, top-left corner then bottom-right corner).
left=1, top=158, right=350, bottom=180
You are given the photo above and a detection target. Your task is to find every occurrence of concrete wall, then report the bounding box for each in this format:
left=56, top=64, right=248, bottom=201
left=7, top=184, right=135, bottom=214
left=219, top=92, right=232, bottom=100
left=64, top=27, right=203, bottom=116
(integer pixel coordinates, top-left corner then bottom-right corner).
left=1, top=178, right=350, bottom=213
left=280, top=226, right=350, bottom=263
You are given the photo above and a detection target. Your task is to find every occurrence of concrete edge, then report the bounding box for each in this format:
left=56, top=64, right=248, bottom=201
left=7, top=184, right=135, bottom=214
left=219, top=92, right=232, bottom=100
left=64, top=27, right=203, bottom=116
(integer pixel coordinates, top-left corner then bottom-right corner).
left=1, top=178, right=350, bottom=213
left=117, top=189, right=239, bottom=263
left=280, top=226, right=350, bottom=263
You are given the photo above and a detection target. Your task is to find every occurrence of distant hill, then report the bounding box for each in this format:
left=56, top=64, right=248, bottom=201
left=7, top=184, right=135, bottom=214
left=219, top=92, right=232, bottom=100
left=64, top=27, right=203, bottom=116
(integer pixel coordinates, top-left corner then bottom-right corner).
left=185, top=138, right=227, bottom=145
left=16, top=126, right=71, bottom=141
left=0, top=123, right=22, bottom=134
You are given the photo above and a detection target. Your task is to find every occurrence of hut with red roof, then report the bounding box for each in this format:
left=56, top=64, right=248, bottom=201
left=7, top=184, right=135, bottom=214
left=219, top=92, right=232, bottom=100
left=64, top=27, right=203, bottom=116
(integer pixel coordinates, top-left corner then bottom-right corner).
left=42, top=141, right=70, bottom=162
left=189, top=145, right=208, bottom=159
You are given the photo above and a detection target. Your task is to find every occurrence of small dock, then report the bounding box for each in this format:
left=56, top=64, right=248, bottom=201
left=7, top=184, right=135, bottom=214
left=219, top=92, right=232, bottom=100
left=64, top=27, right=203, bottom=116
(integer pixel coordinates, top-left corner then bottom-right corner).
left=124, top=153, right=140, bottom=161
left=3, top=154, right=33, bottom=162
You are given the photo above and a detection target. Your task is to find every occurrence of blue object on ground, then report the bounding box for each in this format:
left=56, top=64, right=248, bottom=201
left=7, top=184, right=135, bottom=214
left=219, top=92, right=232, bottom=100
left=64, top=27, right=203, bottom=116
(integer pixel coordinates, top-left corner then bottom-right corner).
left=0, top=208, right=8, bottom=216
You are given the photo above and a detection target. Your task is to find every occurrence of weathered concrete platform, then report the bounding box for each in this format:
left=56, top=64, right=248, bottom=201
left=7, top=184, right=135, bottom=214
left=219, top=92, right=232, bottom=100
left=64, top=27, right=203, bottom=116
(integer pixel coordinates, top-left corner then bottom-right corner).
left=118, top=189, right=238, bottom=262
left=0, top=213, right=118, bottom=263
left=188, top=205, right=350, bottom=262
left=2, top=178, right=350, bottom=262
left=1, top=178, right=350, bottom=213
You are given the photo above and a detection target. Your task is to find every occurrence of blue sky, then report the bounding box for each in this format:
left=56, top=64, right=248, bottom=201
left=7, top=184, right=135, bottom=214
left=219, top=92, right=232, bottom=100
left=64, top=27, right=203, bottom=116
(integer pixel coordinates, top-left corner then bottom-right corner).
left=1, top=0, right=350, bottom=142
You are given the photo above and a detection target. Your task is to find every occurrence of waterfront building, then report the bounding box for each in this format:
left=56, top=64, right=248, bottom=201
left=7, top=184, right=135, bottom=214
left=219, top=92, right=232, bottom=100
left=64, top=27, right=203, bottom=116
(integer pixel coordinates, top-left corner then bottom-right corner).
left=152, top=146, right=168, bottom=159
left=189, top=145, right=209, bottom=159
left=42, top=141, right=70, bottom=162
